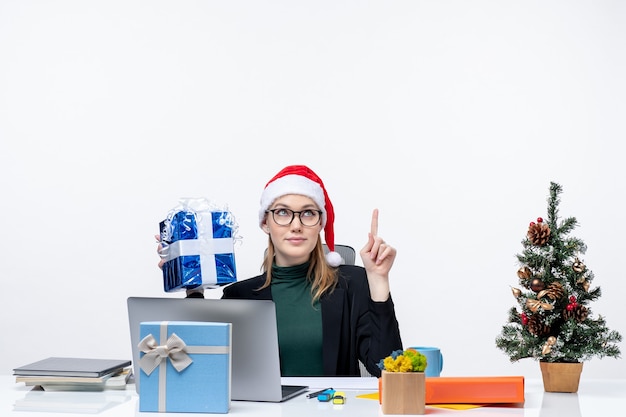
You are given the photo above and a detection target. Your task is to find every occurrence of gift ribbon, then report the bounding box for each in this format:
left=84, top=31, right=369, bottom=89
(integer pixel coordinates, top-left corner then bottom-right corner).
left=138, top=333, right=192, bottom=376
left=139, top=321, right=230, bottom=412
left=163, top=237, right=233, bottom=260
left=162, top=240, right=233, bottom=284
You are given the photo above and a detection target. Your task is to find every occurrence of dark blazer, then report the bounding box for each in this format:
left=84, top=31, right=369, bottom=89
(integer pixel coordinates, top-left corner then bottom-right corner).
left=221, top=264, right=403, bottom=377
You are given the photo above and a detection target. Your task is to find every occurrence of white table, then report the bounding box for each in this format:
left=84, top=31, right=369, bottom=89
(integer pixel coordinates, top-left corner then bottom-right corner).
left=2, top=375, right=625, bottom=416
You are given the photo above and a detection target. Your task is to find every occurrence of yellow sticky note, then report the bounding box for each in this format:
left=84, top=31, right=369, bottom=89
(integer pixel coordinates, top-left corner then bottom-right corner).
left=356, top=392, right=379, bottom=400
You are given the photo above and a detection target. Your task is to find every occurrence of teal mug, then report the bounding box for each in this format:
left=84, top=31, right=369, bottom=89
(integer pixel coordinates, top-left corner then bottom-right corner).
left=410, top=346, right=443, bottom=377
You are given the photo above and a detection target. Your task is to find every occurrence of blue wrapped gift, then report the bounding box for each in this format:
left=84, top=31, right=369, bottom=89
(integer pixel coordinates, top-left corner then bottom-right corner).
left=160, top=198, right=238, bottom=292
left=138, top=321, right=232, bottom=413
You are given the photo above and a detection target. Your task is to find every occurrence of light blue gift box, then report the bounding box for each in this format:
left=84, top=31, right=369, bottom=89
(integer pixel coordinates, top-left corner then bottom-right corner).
left=138, top=321, right=232, bottom=413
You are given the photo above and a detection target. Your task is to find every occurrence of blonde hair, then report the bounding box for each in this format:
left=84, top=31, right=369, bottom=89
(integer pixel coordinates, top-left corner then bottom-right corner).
left=259, top=236, right=338, bottom=303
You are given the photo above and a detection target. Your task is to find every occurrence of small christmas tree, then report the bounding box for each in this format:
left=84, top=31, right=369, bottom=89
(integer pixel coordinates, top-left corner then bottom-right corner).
left=496, top=182, right=622, bottom=363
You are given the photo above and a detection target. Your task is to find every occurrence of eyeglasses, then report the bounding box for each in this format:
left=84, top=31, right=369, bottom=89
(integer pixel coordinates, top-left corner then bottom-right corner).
left=266, top=208, right=322, bottom=227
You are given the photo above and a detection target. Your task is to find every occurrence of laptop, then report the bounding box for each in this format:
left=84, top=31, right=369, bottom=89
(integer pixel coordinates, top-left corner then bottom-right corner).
left=127, top=297, right=308, bottom=402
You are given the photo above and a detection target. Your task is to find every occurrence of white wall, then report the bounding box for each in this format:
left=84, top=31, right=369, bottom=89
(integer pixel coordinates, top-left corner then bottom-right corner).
left=1, top=0, right=625, bottom=379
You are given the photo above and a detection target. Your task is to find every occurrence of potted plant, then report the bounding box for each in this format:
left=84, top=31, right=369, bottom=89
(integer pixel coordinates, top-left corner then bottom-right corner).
left=495, top=182, right=622, bottom=392
left=378, top=349, right=427, bottom=414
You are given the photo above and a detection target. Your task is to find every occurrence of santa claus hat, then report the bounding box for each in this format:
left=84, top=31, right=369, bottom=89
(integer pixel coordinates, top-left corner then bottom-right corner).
left=259, top=165, right=342, bottom=267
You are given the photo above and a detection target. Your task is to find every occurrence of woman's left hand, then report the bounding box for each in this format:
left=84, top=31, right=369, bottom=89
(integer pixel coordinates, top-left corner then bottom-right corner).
left=360, top=209, right=396, bottom=301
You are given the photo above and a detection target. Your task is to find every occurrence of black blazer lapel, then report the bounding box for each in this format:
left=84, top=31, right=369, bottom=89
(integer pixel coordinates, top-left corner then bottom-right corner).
left=320, top=287, right=346, bottom=375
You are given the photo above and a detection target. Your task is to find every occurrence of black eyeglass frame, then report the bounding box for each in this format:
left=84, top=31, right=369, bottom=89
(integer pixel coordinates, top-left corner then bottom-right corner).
left=265, top=208, right=323, bottom=227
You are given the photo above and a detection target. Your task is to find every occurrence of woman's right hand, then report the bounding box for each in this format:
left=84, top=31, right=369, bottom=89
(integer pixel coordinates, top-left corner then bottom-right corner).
left=155, top=234, right=166, bottom=269
left=360, top=209, right=395, bottom=302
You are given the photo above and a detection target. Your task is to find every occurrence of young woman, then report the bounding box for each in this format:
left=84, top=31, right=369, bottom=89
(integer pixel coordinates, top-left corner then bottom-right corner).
left=219, top=165, right=403, bottom=377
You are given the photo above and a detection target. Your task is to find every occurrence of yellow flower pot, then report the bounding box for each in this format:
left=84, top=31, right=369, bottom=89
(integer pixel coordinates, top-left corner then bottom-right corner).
left=381, top=370, right=426, bottom=415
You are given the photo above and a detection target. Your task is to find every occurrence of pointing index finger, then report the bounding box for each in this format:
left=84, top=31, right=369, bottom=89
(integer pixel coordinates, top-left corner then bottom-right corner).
left=370, top=209, right=379, bottom=237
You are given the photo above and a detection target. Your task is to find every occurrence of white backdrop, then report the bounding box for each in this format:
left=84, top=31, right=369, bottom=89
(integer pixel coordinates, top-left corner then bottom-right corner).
left=1, top=1, right=625, bottom=379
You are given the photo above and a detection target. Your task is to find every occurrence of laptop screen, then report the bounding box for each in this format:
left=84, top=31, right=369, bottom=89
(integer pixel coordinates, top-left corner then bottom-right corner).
left=127, top=297, right=306, bottom=402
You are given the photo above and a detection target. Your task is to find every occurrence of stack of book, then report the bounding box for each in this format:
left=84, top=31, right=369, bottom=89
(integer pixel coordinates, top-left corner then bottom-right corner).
left=13, top=357, right=132, bottom=391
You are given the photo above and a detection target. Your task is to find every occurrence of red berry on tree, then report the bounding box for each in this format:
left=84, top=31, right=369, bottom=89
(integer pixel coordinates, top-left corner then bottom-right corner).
left=529, top=222, right=536, bottom=227
left=521, top=312, right=529, bottom=325
left=569, top=295, right=576, bottom=303
left=537, top=217, right=543, bottom=223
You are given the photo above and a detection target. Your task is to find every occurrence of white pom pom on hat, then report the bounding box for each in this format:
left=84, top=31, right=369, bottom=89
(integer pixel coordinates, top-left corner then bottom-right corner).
left=259, top=165, right=342, bottom=267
